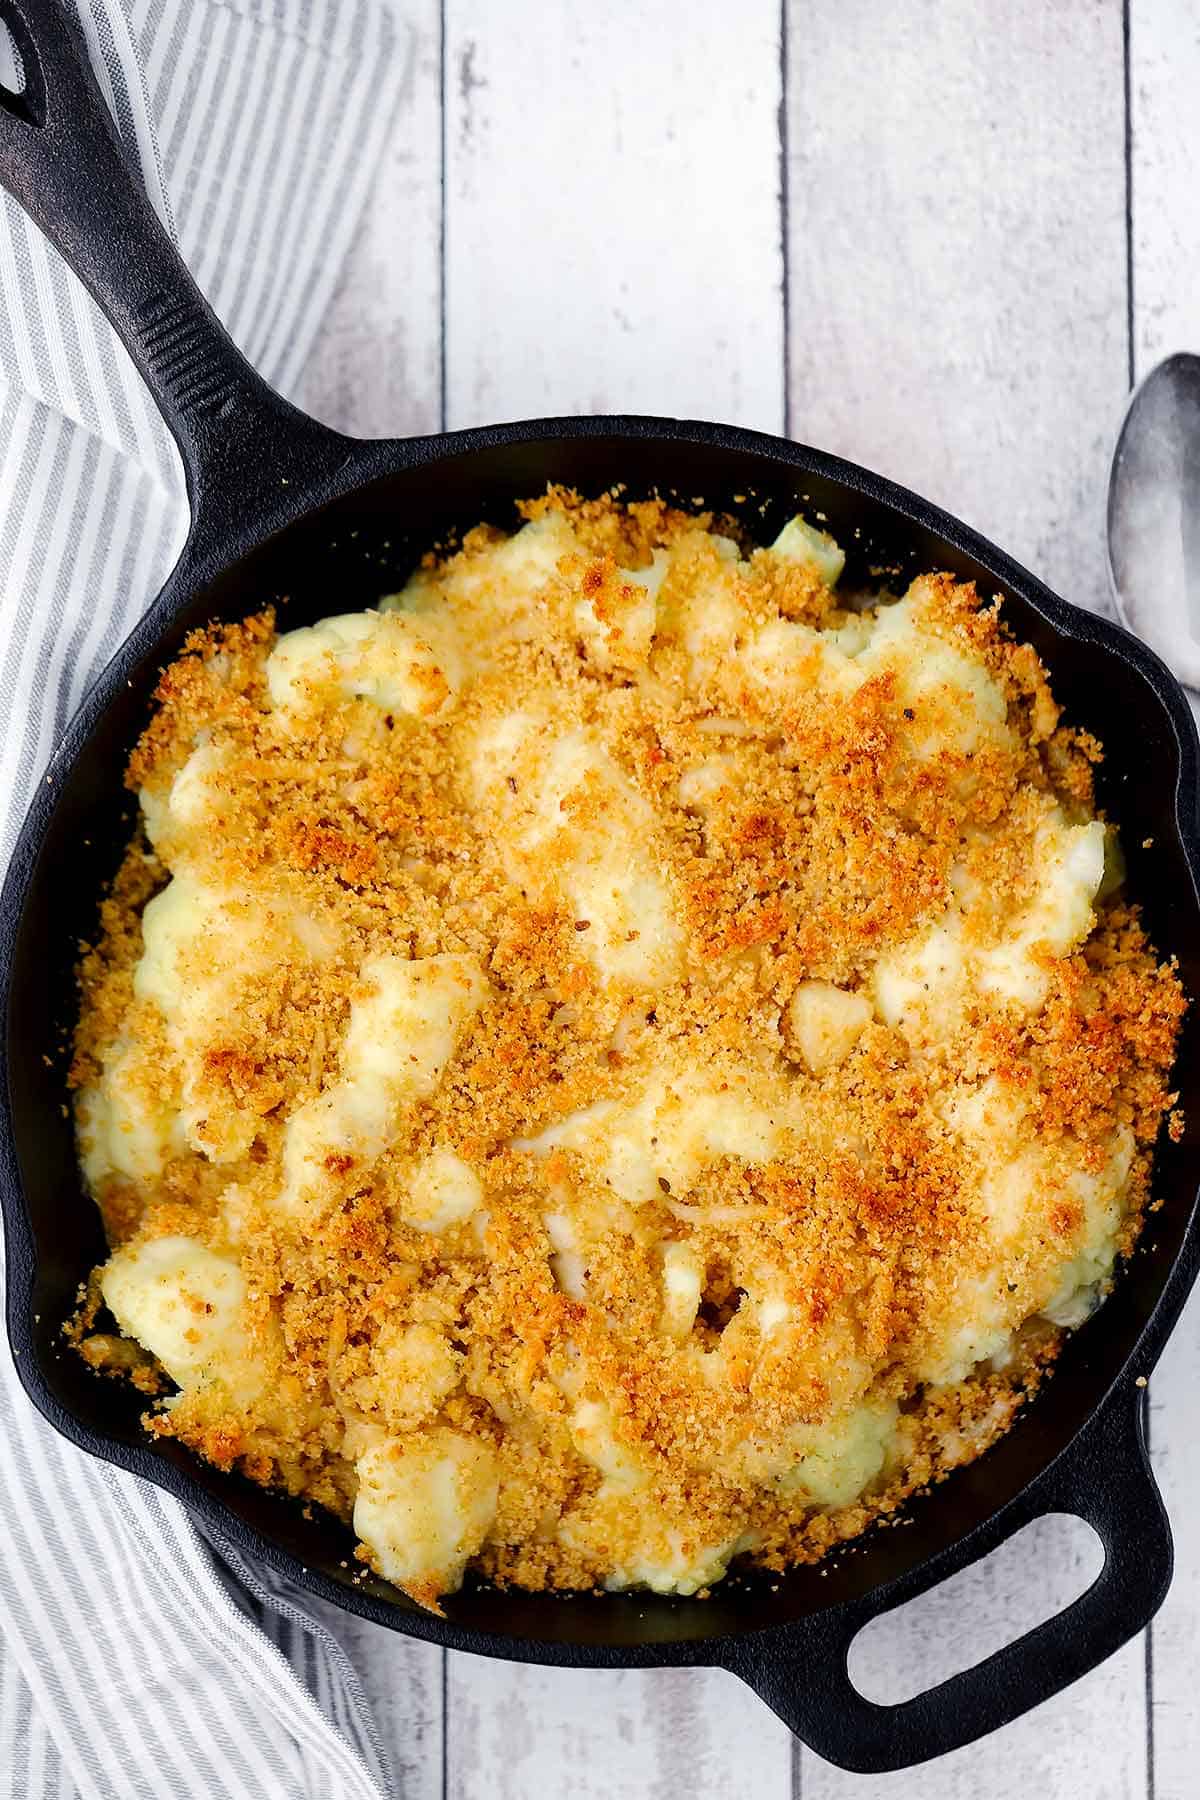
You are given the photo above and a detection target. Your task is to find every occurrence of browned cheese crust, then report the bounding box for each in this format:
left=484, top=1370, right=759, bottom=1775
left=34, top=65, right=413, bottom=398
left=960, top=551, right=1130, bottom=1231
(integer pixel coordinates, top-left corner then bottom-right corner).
left=69, top=491, right=1184, bottom=1603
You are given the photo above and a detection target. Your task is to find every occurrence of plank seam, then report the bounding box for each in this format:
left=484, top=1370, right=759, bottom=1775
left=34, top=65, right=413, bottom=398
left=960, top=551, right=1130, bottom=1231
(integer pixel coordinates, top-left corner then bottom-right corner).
left=778, top=0, right=791, bottom=439
left=1147, top=1612, right=1156, bottom=1800
left=439, top=0, right=448, bottom=433
left=438, top=3, right=450, bottom=1784
left=791, top=1711, right=803, bottom=1799
left=1126, top=11, right=1151, bottom=1781
left=1145, top=1396, right=1156, bottom=1800
left=441, top=1646, right=449, bottom=1800
left=1123, top=0, right=1135, bottom=388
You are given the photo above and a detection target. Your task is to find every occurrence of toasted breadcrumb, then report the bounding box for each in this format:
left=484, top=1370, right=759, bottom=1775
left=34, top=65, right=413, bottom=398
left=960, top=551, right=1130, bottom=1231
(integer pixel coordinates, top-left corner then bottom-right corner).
left=70, top=491, right=1184, bottom=1605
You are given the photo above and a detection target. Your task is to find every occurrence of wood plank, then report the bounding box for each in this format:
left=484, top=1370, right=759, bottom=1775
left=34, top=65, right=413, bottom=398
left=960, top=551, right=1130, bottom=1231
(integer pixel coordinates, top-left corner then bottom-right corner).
left=1129, top=0, right=1200, bottom=380
left=1127, top=7, right=1200, bottom=1797
left=784, top=0, right=1129, bottom=617
left=308, top=1600, right=446, bottom=1800
left=299, top=7, right=443, bottom=439
left=803, top=1649, right=1147, bottom=1800
left=299, top=17, right=448, bottom=1795
left=442, top=0, right=784, bottom=433
left=845, top=1513, right=1104, bottom=1707
left=784, top=3, right=1146, bottom=1793
left=1145, top=1297, right=1200, bottom=1800
left=441, top=5, right=790, bottom=1792
left=445, top=1658, right=792, bottom=1800
left=806, top=1516, right=1145, bottom=1800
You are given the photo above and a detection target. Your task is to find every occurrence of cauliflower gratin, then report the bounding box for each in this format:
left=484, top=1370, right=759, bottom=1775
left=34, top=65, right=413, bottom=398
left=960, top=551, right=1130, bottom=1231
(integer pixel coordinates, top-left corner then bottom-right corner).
left=70, top=490, right=1184, bottom=1610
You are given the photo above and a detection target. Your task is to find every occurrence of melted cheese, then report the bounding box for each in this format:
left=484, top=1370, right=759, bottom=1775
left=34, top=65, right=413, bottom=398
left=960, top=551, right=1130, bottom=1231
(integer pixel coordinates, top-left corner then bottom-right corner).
left=676, top=754, right=738, bottom=818
left=771, top=514, right=846, bottom=587
left=267, top=610, right=463, bottom=722
left=77, top=1036, right=186, bottom=1188
left=978, top=819, right=1105, bottom=1005
left=101, top=1235, right=268, bottom=1406
left=399, top=1148, right=484, bottom=1234
left=517, top=1059, right=785, bottom=1207
left=353, top=1429, right=499, bottom=1598
left=920, top=1083, right=1136, bottom=1384
left=601, top=1525, right=754, bottom=1596
left=574, top=554, right=664, bottom=671
left=135, top=874, right=337, bottom=1161
left=873, top=812, right=1106, bottom=1040
left=661, top=1240, right=704, bottom=1337
left=353, top=1322, right=463, bottom=1429
left=280, top=954, right=487, bottom=1217
left=470, top=719, right=683, bottom=989
left=560, top=1401, right=752, bottom=1592
left=785, top=980, right=872, bottom=1073
left=392, top=512, right=578, bottom=653
left=141, top=741, right=232, bottom=858
left=858, top=587, right=1011, bottom=757
left=772, top=1399, right=900, bottom=1506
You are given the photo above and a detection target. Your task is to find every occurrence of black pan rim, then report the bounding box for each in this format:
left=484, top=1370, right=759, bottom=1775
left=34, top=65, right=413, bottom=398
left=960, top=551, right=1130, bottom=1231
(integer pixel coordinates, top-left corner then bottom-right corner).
left=4, top=410, right=1200, bottom=1669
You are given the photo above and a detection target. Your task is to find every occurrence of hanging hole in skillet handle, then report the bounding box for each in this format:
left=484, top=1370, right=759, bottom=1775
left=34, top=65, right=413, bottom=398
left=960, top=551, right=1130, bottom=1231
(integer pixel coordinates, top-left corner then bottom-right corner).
left=0, top=6, right=40, bottom=123
left=723, top=1380, right=1171, bottom=1773
left=848, top=1510, right=1104, bottom=1705
left=0, top=0, right=349, bottom=535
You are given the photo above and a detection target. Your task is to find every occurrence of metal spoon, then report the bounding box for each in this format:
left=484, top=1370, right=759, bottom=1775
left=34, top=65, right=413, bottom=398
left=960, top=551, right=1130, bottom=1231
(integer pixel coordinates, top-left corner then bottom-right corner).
left=1108, top=352, right=1200, bottom=690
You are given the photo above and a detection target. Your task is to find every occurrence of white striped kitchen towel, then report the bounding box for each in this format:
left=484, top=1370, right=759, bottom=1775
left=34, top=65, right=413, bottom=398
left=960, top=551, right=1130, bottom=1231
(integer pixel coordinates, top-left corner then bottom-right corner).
left=0, top=2, right=407, bottom=1794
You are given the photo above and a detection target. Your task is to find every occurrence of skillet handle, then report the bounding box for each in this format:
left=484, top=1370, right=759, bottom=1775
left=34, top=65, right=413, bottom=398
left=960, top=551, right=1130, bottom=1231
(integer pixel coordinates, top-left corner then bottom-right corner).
left=0, top=0, right=345, bottom=526
left=725, top=1381, right=1171, bottom=1773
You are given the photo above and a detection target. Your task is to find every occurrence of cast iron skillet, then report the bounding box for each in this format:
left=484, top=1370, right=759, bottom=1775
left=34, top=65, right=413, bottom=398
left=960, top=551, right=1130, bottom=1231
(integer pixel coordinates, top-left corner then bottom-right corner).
left=3, top=0, right=1200, bottom=1774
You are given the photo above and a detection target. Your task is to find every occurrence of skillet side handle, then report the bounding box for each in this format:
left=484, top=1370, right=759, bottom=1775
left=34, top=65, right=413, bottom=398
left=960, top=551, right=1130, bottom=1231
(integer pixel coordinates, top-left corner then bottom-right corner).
left=726, top=1382, right=1171, bottom=1774
left=0, top=0, right=345, bottom=522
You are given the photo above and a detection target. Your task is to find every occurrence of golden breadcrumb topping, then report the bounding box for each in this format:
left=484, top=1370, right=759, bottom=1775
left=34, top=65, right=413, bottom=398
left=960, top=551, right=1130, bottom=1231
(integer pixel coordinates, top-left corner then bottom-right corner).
left=70, top=492, right=1184, bottom=1607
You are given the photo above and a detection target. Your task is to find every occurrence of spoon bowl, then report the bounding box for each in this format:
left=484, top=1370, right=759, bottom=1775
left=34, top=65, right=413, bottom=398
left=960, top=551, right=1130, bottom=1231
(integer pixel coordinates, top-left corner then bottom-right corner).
left=1108, top=351, right=1200, bottom=688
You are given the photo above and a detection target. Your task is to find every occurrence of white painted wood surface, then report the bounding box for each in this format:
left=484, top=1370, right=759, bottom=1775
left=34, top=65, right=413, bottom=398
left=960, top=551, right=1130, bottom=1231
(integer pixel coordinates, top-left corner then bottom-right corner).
left=784, top=0, right=1128, bottom=621
left=1127, top=9, right=1200, bottom=1797
left=300, top=1, right=1200, bottom=1792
